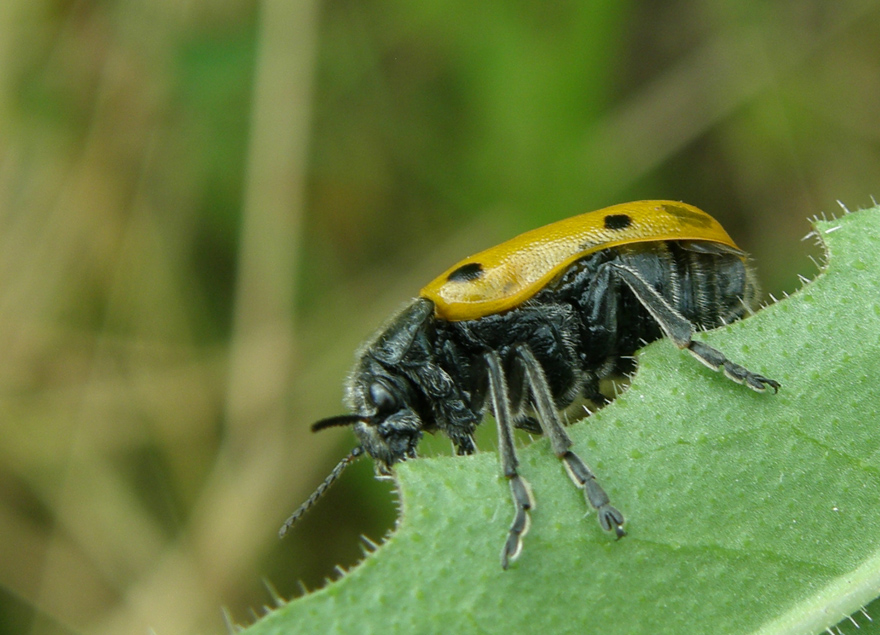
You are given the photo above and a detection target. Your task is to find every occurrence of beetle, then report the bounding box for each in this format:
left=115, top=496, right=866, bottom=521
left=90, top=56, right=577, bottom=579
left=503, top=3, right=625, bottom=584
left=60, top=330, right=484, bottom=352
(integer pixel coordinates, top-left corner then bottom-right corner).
left=280, top=200, right=779, bottom=568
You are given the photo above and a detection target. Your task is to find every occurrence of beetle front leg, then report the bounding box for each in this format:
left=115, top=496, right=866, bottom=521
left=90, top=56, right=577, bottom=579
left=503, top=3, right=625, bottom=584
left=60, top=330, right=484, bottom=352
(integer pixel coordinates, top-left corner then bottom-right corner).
left=484, top=350, right=535, bottom=569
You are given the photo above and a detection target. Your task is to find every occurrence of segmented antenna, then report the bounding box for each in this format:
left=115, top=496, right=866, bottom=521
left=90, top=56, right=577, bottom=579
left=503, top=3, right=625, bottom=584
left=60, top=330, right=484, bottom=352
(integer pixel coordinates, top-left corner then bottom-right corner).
left=278, top=446, right=365, bottom=538
left=311, top=413, right=369, bottom=432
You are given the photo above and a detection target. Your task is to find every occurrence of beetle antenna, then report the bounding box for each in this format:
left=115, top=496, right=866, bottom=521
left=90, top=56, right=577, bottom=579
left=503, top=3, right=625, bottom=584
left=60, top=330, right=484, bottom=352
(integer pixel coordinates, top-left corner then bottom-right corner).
left=279, top=446, right=365, bottom=538
left=311, top=414, right=370, bottom=432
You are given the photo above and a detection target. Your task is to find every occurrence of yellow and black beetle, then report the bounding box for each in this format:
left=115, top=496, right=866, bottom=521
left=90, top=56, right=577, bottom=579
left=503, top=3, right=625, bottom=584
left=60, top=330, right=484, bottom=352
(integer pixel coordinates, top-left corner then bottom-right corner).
left=280, top=200, right=779, bottom=568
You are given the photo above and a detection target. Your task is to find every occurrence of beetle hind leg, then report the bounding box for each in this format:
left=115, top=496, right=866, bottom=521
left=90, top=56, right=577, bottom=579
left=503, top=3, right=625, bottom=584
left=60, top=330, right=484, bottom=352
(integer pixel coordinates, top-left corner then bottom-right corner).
left=688, top=340, right=780, bottom=393
left=609, top=262, right=780, bottom=393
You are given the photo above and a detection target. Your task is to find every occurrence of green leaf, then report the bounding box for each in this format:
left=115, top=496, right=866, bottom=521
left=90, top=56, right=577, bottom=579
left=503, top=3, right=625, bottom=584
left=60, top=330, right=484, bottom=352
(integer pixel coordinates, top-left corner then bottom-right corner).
left=245, top=206, right=880, bottom=635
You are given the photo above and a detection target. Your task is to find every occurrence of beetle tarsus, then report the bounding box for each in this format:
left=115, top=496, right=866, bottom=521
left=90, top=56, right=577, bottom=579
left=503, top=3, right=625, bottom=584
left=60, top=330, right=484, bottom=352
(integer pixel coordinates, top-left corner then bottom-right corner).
left=502, top=475, right=534, bottom=569
left=687, top=340, right=780, bottom=393
left=561, top=450, right=626, bottom=536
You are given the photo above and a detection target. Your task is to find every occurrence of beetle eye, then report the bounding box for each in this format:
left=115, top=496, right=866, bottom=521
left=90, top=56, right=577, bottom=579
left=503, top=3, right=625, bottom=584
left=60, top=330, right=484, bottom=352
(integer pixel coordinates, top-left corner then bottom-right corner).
left=369, top=381, right=398, bottom=412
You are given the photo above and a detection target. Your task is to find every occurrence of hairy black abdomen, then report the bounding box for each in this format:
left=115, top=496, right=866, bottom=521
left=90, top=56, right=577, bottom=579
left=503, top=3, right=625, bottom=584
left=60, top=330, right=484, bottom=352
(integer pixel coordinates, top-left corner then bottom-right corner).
left=437, top=241, right=756, bottom=413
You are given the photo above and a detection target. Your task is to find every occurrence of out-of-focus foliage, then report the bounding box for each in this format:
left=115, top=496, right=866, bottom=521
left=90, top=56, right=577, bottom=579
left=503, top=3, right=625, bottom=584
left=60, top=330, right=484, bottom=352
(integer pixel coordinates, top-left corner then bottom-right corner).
left=0, top=1, right=878, bottom=634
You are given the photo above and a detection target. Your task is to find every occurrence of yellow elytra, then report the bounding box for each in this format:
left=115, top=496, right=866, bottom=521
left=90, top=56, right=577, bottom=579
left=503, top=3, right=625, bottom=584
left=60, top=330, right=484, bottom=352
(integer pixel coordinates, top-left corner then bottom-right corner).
left=420, top=200, right=743, bottom=321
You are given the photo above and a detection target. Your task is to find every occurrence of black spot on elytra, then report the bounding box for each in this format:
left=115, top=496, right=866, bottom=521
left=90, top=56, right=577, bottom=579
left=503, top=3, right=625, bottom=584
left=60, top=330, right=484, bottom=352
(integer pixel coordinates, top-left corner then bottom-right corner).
left=662, top=204, right=712, bottom=227
left=447, top=262, right=484, bottom=282
left=604, top=214, right=632, bottom=230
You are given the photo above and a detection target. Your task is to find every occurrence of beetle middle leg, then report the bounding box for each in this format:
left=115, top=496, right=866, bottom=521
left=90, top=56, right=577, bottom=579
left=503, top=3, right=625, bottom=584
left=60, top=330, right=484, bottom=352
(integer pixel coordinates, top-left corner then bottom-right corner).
left=511, top=343, right=625, bottom=538
left=484, top=350, right=535, bottom=569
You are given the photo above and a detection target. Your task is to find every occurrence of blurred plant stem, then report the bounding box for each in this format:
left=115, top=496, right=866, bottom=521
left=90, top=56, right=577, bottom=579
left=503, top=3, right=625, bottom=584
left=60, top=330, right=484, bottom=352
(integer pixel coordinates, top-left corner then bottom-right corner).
left=225, top=0, right=316, bottom=442
left=95, top=0, right=321, bottom=633
left=208, top=0, right=319, bottom=599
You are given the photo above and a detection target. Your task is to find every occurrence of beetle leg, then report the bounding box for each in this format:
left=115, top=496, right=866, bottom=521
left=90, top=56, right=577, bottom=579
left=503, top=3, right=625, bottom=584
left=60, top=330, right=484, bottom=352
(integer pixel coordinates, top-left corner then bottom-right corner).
left=687, top=340, right=780, bottom=393
left=609, top=263, right=780, bottom=393
left=484, top=350, right=535, bottom=569
left=512, top=344, right=625, bottom=538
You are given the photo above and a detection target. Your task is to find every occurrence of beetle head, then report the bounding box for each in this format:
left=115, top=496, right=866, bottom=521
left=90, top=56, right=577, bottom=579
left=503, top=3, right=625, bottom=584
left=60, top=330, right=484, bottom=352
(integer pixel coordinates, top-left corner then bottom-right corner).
left=279, top=300, right=434, bottom=536
left=342, top=362, right=424, bottom=474
left=340, top=298, right=435, bottom=472
left=278, top=358, right=425, bottom=538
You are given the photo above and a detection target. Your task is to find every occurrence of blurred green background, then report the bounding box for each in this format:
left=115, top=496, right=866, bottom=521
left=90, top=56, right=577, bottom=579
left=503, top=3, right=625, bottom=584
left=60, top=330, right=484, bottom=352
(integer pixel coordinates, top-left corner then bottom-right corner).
left=0, top=0, right=878, bottom=633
